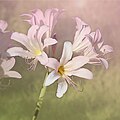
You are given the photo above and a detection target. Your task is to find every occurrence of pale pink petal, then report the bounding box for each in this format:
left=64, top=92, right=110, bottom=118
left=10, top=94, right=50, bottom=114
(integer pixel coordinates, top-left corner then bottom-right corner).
left=97, top=41, right=104, bottom=49
left=1, top=58, right=15, bottom=71
left=73, top=30, right=80, bottom=44
left=74, top=26, right=91, bottom=43
left=37, top=52, right=48, bottom=65
left=44, top=8, right=64, bottom=35
left=85, top=33, right=95, bottom=45
left=89, top=29, right=102, bottom=44
left=43, top=38, right=57, bottom=48
left=27, top=25, right=39, bottom=40
left=67, top=68, right=93, bottom=80
left=30, top=15, right=36, bottom=25
left=64, top=56, right=89, bottom=71
left=7, top=47, right=34, bottom=59
left=79, top=26, right=91, bottom=39
left=100, top=45, right=113, bottom=54
left=73, top=37, right=91, bottom=53
left=44, top=70, right=60, bottom=86
left=5, top=71, right=22, bottom=78
left=37, top=25, right=49, bottom=40
left=11, top=32, right=31, bottom=50
left=87, top=30, right=102, bottom=47
left=44, top=9, right=54, bottom=28
left=73, top=26, right=91, bottom=52
left=99, top=58, right=109, bottom=69
left=21, top=9, right=44, bottom=25
left=94, top=29, right=102, bottom=43
left=36, top=25, right=49, bottom=50
left=75, top=17, right=88, bottom=30
left=0, top=20, right=8, bottom=32
left=27, top=25, right=42, bottom=49
left=46, top=58, right=60, bottom=70
left=52, top=9, right=64, bottom=29
left=21, top=13, right=32, bottom=18
left=60, top=42, right=72, bottom=65
left=21, top=13, right=35, bottom=25
left=56, top=79, right=68, bottom=98
left=23, top=9, right=42, bottom=25
left=32, top=9, right=44, bottom=25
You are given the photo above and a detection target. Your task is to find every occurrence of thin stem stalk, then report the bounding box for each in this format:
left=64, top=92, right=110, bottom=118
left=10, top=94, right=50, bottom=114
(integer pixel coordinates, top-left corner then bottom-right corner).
left=32, top=72, right=48, bottom=120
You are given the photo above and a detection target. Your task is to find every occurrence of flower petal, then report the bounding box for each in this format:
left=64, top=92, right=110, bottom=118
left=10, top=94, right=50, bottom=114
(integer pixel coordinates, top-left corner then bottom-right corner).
left=11, top=32, right=31, bottom=50
left=46, top=58, right=60, bottom=70
left=7, top=47, right=34, bottom=59
left=44, top=8, right=64, bottom=30
left=27, top=25, right=39, bottom=40
left=99, top=58, right=109, bottom=69
left=60, top=41, right=72, bottom=65
left=56, top=79, right=68, bottom=98
left=32, top=9, right=44, bottom=25
left=75, top=17, right=88, bottom=30
left=94, top=29, right=102, bottom=43
left=37, top=25, right=49, bottom=40
left=0, top=20, right=8, bottom=32
left=44, top=70, right=60, bottom=86
left=73, top=26, right=91, bottom=48
left=37, top=52, right=48, bottom=65
left=27, top=25, right=43, bottom=49
left=1, top=57, right=15, bottom=71
left=64, top=56, right=89, bottom=71
left=22, top=9, right=44, bottom=25
left=100, top=45, right=113, bottom=54
left=5, top=71, right=22, bottom=78
left=44, top=9, right=54, bottom=29
left=67, top=68, right=93, bottom=80
left=43, top=38, right=57, bottom=48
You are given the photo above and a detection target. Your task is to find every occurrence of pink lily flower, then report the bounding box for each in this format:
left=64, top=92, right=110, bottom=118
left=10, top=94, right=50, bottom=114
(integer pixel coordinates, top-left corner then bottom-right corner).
left=22, top=8, right=64, bottom=37
left=72, top=17, right=113, bottom=69
left=0, top=57, right=21, bottom=79
left=45, top=41, right=93, bottom=98
left=7, top=25, right=57, bottom=70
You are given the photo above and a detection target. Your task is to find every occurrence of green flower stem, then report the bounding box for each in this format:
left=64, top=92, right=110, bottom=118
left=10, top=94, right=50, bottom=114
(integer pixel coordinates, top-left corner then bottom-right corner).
left=32, top=72, right=48, bottom=120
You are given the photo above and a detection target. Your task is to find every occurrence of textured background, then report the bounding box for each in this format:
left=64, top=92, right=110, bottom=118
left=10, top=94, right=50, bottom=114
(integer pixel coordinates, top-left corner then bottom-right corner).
left=0, top=0, right=120, bottom=120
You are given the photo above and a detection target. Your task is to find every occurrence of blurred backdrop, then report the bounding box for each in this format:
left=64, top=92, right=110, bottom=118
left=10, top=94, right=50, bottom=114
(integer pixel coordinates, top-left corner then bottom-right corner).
left=0, top=0, right=120, bottom=120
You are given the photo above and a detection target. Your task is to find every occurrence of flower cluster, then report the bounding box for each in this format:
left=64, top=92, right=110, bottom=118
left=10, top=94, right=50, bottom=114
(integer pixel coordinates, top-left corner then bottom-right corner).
left=0, top=8, right=113, bottom=98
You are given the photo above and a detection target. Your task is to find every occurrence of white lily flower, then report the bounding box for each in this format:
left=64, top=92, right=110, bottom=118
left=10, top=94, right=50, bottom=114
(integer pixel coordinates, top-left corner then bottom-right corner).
left=45, top=41, right=93, bottom=98
left=7, top=25, right=57, bottom=70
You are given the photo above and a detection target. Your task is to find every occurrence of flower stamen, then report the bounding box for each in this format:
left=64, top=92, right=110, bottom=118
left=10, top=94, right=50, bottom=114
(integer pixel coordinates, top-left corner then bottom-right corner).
left=34, top=49, right=42, bottom=56
left=25, top=58, right=38, bottom=71
left=58, top=66, right=64, bottom=76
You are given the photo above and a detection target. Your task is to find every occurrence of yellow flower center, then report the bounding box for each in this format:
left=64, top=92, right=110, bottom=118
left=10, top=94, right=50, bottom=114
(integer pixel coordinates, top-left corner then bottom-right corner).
left=34, top=50, right=42, bottom=56
left=58, top=66, right=64, bottom=76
